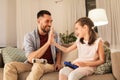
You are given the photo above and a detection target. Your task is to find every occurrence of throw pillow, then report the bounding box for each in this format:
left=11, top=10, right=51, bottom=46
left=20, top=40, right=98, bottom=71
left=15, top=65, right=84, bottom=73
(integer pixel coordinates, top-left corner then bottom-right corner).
left=95, top=45, right=112, bottom=74
left=95, top=61, right=112, bottom=74
left=2, top=47, right=27, bottom=64
left=104, top=45, right=111, bottom=62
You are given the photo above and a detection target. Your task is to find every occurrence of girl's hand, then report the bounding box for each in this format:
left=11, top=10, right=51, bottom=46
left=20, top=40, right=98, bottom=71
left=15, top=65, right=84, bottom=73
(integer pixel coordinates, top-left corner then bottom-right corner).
left=74, top=62, right=87, bottom=67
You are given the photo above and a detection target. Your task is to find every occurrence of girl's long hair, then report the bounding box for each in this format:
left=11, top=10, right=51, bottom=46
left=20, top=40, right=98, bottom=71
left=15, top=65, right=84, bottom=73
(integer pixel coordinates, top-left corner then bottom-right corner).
left=76, top=17, right=97, bottom=45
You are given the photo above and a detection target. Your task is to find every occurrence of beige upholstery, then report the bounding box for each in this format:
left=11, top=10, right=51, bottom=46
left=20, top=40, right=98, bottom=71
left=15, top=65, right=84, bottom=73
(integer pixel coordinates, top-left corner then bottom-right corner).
left=18, top=71, right=115, bottom=80
left=61, top=49, right=78, bottom=65
left=18, top=71, right=59, bottom=80
left=81, top=74, right=115, bottom=80
left=40, top=72, right=58, bottom=80
left=18, top=69, right=115, bottom=80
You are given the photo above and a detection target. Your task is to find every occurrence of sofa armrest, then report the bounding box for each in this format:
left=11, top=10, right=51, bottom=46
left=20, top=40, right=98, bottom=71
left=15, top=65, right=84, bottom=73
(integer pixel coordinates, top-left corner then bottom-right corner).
left=111, top=51, right=120, bottom=80
left=0, top=53, right=4, bottom=68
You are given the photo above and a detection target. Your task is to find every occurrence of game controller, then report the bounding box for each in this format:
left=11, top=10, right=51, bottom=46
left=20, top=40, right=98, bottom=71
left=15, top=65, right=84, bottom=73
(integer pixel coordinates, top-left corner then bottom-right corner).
left=64, top=61, right=78, bottom=69
left=32, top=58, right=47, bottom=64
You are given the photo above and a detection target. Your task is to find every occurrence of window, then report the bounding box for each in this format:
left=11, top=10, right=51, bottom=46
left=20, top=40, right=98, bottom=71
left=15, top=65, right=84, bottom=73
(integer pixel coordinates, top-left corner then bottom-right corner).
left=85, top=0, right=98, bottom=33
left=85, top=0, right=96, bottom=16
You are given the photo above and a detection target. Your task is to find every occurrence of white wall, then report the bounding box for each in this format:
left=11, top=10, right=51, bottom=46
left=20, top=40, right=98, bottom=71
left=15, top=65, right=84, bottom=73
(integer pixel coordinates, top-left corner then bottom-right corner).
left=0, top=0, right=16, bottom=47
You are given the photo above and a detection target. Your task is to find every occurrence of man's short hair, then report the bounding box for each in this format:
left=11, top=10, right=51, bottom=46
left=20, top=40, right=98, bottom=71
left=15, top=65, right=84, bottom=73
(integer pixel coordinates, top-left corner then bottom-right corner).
left=37, top=10, right=51, bottom=19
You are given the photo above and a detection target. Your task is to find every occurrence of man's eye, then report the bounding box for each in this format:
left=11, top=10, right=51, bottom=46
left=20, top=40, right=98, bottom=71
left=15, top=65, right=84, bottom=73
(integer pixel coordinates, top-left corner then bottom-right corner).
left=45, top=20, right=52, bottom=24
left=45, top=21, right=49, bottom=23
left=51, top=20, right=53, bottom=23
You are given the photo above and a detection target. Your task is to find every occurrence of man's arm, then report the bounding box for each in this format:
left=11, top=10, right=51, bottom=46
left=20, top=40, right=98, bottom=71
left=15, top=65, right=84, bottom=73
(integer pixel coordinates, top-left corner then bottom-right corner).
left=56, top=50, right=62, bottom=64
left=54, top=48, right=62, bottom=71
left=24, top=32, right=51, bottom=63
left=27, top=41, right=50, bottom=63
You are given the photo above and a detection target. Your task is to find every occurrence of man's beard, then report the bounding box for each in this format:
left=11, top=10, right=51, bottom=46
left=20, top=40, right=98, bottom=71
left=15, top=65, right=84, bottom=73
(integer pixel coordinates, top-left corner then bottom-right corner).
left=41, top=26, right=50, bottom=33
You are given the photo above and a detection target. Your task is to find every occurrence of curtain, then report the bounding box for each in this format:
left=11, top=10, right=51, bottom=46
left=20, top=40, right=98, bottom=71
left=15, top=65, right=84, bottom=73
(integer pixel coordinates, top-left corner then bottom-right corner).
left=96, top=0, right=120, bottom=49
left=0, top=0, right=16, bottom=47
left=66, top=0, right=86, bottom=33
left=16, top=0, right=39, bottom=48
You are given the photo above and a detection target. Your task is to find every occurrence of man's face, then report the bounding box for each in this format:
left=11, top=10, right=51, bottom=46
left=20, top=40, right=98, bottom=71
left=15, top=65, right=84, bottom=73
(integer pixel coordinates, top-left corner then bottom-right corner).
left=38, top=14, right=53, bottom=33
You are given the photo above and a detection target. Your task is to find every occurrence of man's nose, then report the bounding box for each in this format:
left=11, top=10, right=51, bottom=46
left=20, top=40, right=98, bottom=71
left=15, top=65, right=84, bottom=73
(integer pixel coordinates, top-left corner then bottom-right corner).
left=48, top=22, right=52, bottom=26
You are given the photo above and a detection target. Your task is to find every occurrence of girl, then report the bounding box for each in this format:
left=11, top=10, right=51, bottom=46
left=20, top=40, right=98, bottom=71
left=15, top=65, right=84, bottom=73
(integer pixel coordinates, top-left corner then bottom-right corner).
left=51, top=17, right=105, bottom=80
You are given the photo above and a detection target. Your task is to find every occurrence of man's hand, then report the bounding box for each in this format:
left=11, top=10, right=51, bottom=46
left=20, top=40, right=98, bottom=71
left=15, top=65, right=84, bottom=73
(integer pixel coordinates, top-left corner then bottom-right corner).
left=47, top=27, right=54, bottom=44
left=54, top=63, right=63, bottom=71
left=73, top=62, right=87, bottom=67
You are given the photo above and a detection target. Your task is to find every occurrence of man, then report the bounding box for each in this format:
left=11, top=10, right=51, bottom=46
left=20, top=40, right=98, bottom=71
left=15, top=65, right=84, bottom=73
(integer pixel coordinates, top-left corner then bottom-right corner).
left=3, top=10, right=62, bottom=80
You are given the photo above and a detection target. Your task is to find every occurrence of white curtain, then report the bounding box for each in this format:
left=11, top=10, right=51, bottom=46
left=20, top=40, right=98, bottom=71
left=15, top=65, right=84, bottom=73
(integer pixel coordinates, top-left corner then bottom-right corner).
left=96, top=0, right=120, bottom=49
left=16, top=0, right=40, bottom=48
left=0, top=0, right=16, bottom=47
left=66, top=0, right=86, bottom=33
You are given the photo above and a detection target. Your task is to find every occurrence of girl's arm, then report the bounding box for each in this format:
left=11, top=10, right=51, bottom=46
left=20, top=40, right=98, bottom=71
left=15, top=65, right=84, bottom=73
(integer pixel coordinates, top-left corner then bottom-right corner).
left=53, top=42, right=77, bottom=53
left=75, top=40, right=105, bottom=67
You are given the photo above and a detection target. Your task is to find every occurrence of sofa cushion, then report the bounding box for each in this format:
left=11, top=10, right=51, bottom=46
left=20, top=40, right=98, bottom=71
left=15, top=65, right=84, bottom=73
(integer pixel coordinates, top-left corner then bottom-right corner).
left=2, top=47, right=27, bottom=64
left=18, top=71, right=115, bottom=80
left=40, top=73, right=115, bottom=80
left=94, top=61, right=112, bottom=74
left=18, top=71, right=58, bottom=80
left=104, top=46, right=111, bottom=62
left=95, top=45, right=112, bottom=74
left=40, top=72, right=58, bottom=80
left=81, top=73, right=115, bottom=80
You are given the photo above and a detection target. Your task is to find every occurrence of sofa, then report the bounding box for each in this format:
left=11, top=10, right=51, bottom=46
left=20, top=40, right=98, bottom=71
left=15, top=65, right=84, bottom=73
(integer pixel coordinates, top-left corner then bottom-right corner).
left=0, top=48, right=120, bottom=80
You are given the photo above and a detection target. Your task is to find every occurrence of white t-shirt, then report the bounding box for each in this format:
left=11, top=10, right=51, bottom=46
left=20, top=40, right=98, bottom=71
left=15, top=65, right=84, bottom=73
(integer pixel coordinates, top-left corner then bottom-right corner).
left=73, top=38, right=102, bottom=63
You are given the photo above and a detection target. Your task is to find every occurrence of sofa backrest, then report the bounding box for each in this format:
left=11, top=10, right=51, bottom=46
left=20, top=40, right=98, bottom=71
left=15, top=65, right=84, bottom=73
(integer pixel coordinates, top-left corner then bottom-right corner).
left=61, top=49, right=78, bottom=66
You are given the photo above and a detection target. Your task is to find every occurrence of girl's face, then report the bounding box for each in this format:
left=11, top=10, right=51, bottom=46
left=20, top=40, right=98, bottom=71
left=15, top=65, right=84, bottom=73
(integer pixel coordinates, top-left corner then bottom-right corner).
left=74, top=23, right=86, bottom=38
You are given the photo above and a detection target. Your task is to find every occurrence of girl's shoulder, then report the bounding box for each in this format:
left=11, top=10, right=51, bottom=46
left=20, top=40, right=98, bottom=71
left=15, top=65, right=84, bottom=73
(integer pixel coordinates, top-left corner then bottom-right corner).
left=95, top=37, right=103, bottom=43
left=94, top=37, right=103, bottom=48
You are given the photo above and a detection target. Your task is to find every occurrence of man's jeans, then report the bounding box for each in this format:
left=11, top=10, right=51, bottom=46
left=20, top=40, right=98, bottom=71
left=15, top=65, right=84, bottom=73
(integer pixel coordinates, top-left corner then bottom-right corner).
left=3, top=62, right=54, bottom=80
